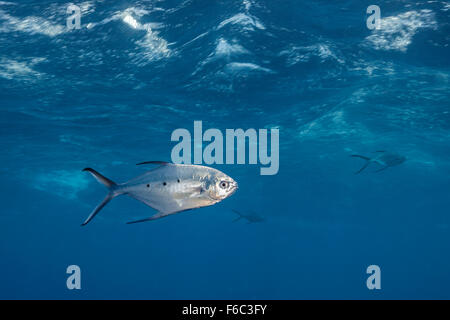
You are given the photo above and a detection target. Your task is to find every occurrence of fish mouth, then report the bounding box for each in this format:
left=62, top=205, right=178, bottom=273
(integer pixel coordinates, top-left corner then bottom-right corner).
left=230, top=182, right=239, bottom=195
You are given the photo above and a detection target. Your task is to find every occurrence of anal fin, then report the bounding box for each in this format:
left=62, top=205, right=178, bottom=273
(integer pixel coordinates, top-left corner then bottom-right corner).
left=126, top=212, right=169, bottom=224
left=375, top=166, right=389, bottom=173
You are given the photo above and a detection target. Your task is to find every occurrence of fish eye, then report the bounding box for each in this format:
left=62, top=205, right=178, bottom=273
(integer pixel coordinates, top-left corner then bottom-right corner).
left=219, top=181, right=229, bottom=189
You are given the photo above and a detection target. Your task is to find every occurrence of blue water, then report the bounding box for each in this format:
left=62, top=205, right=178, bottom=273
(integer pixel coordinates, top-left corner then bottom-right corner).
left=1, top=0, right=449, bottom=299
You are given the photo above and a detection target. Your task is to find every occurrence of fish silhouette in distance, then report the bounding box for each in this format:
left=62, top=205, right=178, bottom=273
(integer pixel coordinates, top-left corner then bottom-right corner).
left=232, top=209, right=265, bottom=223
left=351, top=151, right=406, bottom=174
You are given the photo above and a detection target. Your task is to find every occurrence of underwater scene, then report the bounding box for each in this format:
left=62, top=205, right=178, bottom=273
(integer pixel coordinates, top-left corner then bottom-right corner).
left=0, top=0, right=450, bottom=299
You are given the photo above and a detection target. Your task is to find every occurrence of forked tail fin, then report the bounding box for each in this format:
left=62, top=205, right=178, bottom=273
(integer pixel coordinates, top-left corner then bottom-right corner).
left=232, top=216, right=243, bottom=223
left=232, top=209, right=244, bottom=222
left=81, top=168, right=119, bottom=226
left=351, top=155, right=371, bottom=174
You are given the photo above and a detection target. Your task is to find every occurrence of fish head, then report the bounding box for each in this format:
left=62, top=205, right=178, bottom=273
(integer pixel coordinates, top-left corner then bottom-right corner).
left=207, top=171, right=238, bottom=201
left=396, top=155, right=407, bottom=164
left=384, top=153, right=406, bottom=166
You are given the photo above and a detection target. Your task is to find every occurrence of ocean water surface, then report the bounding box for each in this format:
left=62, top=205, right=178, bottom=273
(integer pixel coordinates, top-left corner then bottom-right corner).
left=0, top=0, right=450, bottom=299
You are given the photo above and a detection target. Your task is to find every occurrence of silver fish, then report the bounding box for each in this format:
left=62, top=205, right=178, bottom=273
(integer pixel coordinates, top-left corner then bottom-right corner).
left=81, top=161, right=238, bottom=225
left=351, top=151, right=406, bottom=174
left=232, top=209, right=265, bottom=223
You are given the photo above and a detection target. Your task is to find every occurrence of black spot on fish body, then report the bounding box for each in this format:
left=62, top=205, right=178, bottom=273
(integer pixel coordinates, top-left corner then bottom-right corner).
left=146, top=184, right=150, bottom=188
left=163, top=182, right=167, bottom=186
left=177, top=179, right=180, bottom=183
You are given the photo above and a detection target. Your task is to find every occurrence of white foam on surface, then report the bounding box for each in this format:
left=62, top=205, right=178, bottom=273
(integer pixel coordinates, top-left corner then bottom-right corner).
left=215, top=38, right=249, bottom=57
left=218, top=13, right=265, bottom=31
left=80, top=6, right=171, bottom=62
left=364, top=10, right=437, bottom=52
left=118, top=8, right=171, bottom=62
left=225, top=62, right=273, bottom=73
left=279, top=43, right=344, bottom=66
left=192, top=38, right=251, bottom=75
left=0, top=9, right=65, bottom=36
left=0, top=57, right=45, bottom=80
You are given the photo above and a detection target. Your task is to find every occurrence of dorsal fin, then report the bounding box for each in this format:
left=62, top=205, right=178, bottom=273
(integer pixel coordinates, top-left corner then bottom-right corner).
left=136, top=161, right=171, bottom=166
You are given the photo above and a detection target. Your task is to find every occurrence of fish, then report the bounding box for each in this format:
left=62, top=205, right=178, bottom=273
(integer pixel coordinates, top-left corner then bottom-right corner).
left=351, top=151, right=406, bottom=174
left=232, top=209, right=265, bottom=223
left=81, top=161, right=238, bottom=225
